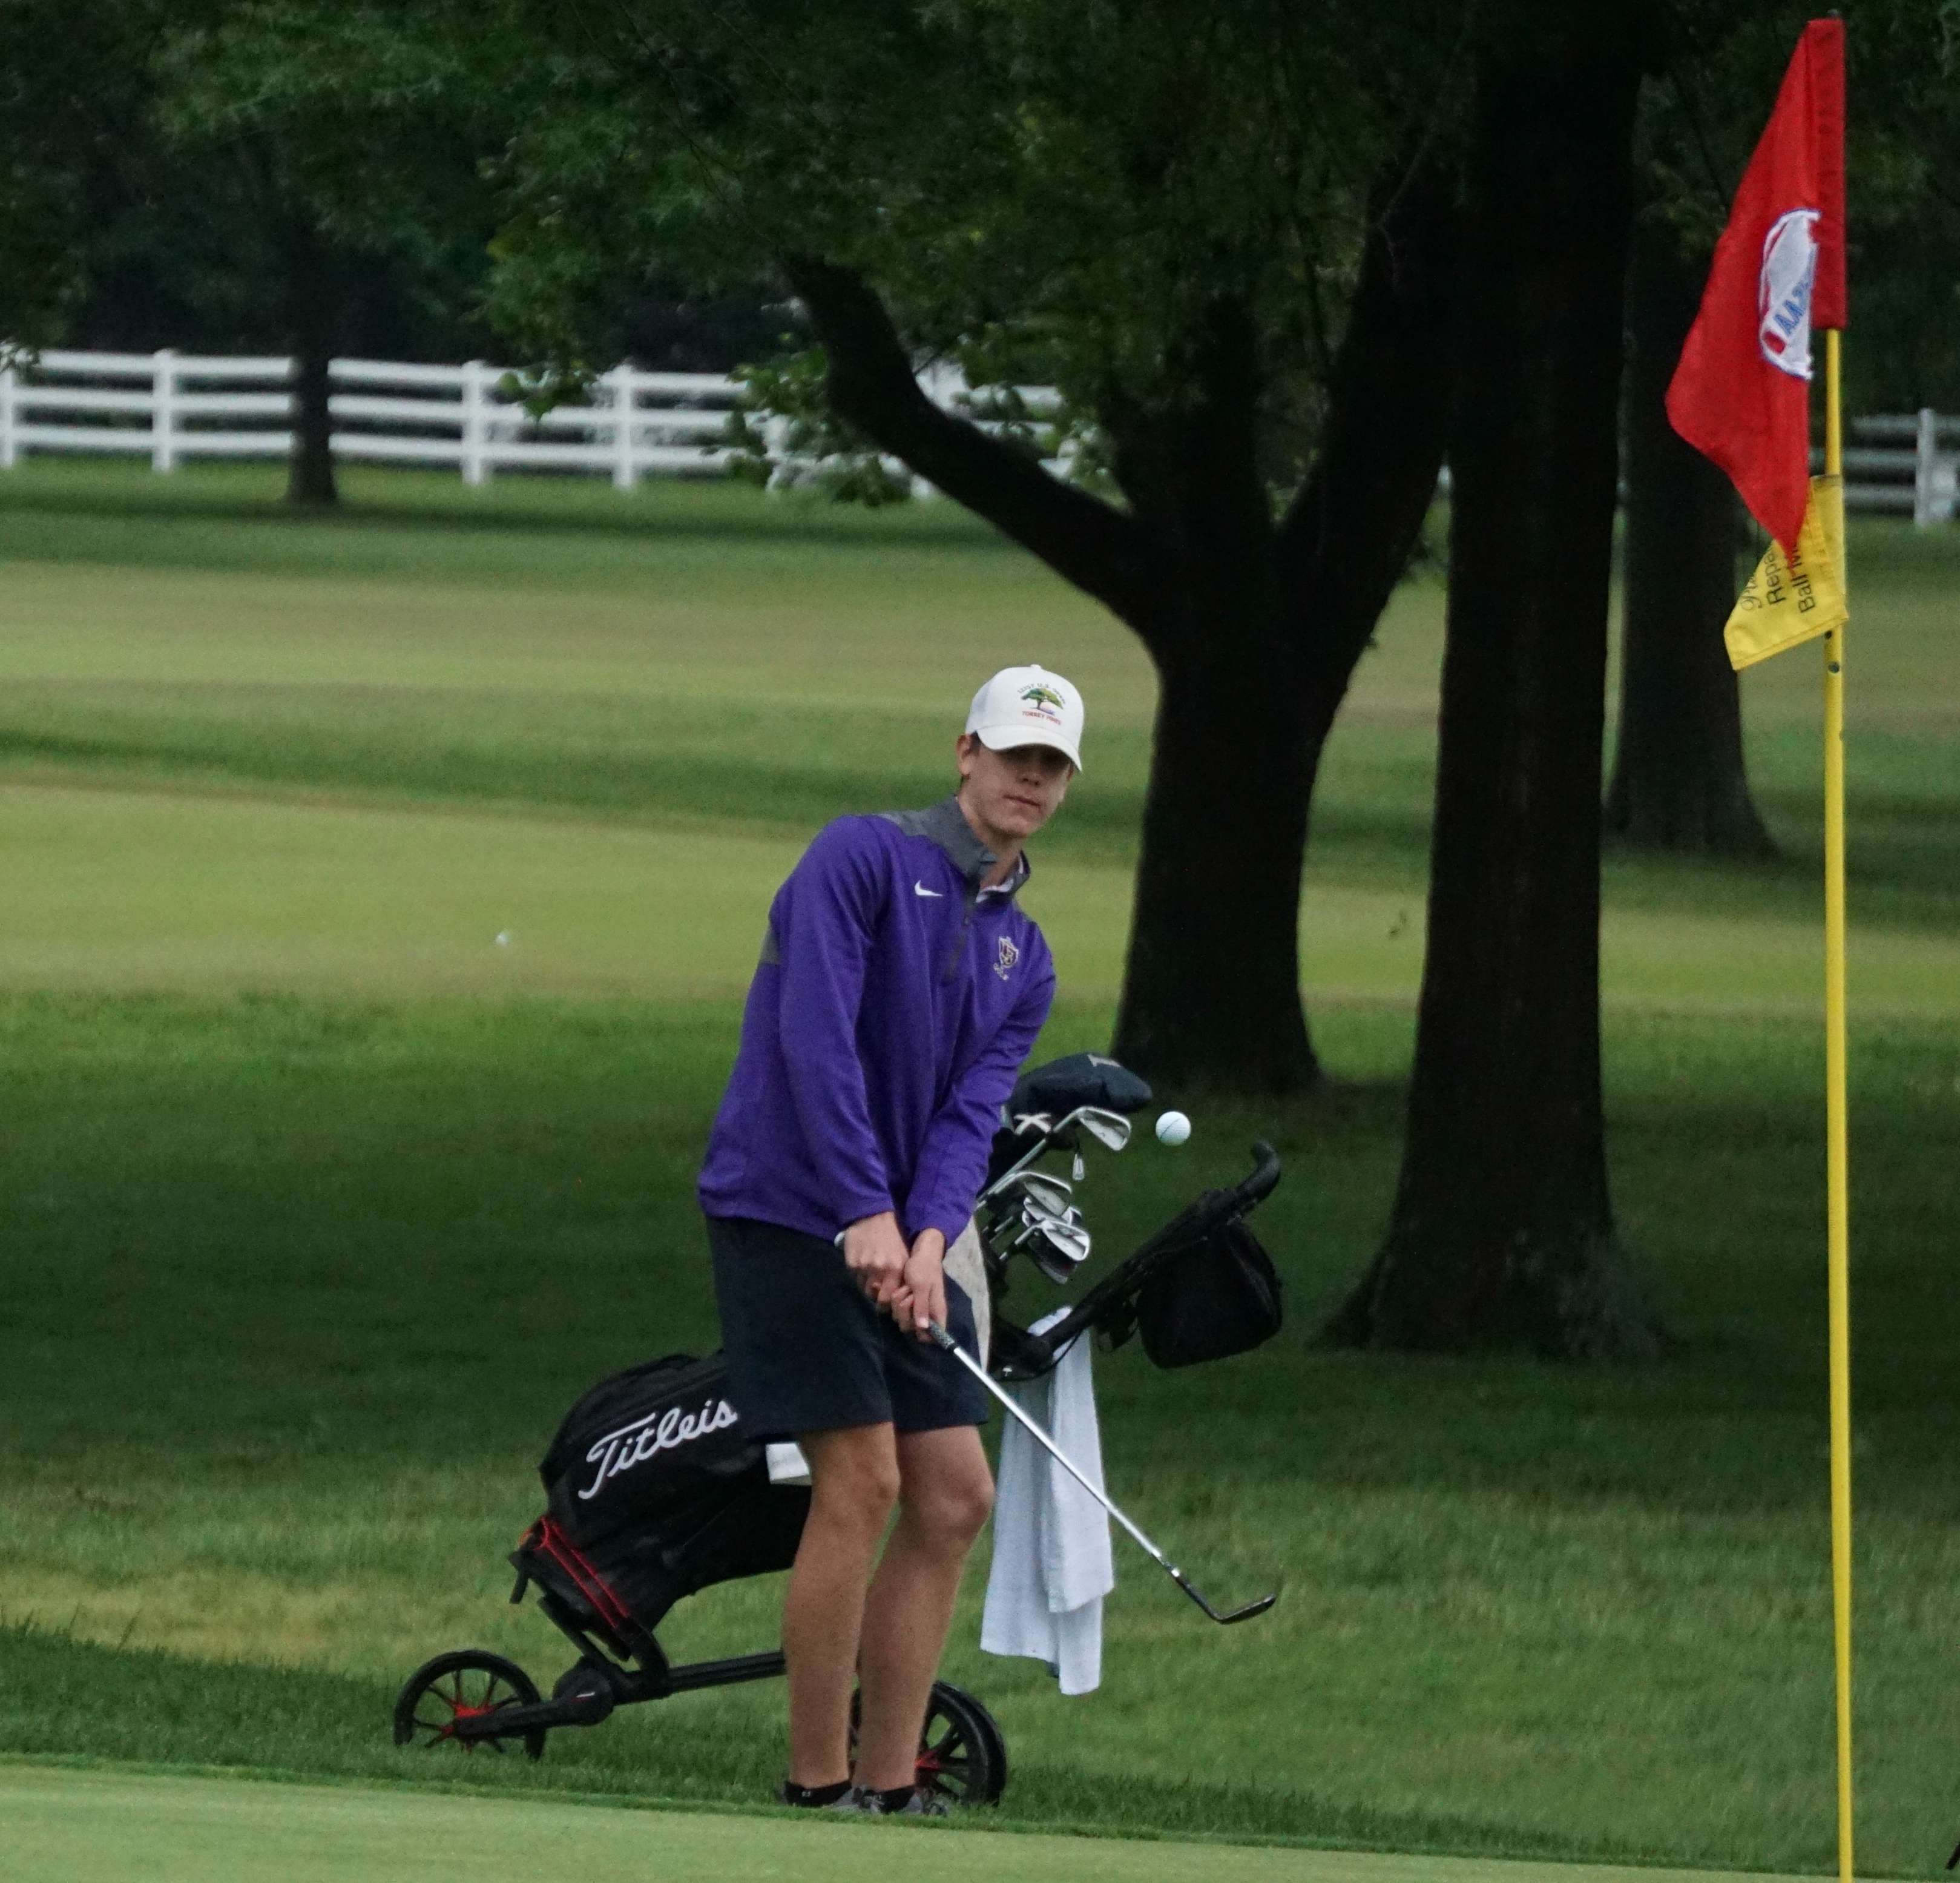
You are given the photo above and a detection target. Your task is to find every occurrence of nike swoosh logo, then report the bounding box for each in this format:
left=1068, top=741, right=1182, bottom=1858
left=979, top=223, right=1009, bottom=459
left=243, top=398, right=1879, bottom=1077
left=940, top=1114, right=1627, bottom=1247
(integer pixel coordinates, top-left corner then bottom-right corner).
left=913, top=882, right=945, bottom=898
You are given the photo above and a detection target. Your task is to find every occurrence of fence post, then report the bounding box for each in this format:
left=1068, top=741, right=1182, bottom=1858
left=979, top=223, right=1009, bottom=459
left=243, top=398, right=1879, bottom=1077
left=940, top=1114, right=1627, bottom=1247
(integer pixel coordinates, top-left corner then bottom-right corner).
left=151, top=348, right=178, bottom=472
left=0, top=360, right=15, bottom=469
left=1915, top=407, right=1938, bottom=527
left=608, top=364, right=637, bottom=490
left=461, top=360, right=489, bottom=486
left=762, top=413, right=792, bottom=490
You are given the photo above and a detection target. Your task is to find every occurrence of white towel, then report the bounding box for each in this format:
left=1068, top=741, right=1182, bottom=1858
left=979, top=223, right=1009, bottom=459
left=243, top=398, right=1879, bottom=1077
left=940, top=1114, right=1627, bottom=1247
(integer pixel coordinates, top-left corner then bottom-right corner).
left=765, top=1442, right=812, bottom=1486
left=979, top=1309, right=1114, bottom=1695
left=942, top=1218, right=991, bottom=1367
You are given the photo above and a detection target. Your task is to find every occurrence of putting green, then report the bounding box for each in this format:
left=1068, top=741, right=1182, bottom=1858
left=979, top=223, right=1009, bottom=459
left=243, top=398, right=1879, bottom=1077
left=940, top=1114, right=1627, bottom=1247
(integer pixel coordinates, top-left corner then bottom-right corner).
left=2, top=1764, right=1795, bottom=1883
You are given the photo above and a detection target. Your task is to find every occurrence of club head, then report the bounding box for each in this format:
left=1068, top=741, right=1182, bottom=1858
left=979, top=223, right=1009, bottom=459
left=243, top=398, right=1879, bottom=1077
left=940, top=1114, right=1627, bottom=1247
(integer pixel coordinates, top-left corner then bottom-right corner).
left=1027, top=1215, right=1092, bottom=1284
left=1078, top=1107, right=1131, bottom=1152
left=1171, top=1570, right=1279, bottom=1625
left=982, top=1126, right=1067, bottom=1204
left=1018, top=1172, right=1074, bottom=1217
left=1214, top=1592, right=1280, bottom=1624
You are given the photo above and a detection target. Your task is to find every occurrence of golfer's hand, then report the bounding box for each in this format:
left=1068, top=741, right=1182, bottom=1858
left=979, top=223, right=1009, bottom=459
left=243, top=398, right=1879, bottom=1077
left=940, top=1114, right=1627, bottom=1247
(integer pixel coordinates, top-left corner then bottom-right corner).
left=843, top=1212, right=909, bottom=1309
left=891, top=1230, right=947, bottom=1342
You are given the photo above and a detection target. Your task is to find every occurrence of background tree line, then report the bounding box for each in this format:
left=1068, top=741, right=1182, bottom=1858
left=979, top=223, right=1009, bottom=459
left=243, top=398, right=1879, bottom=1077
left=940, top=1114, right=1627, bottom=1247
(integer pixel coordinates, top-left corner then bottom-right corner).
left=4, top=0, right=1957, bottom=1359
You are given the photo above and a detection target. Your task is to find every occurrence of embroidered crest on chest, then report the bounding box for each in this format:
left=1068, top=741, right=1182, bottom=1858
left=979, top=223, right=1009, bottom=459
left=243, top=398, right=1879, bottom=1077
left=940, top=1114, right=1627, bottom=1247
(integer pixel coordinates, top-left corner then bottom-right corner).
left=995, top=934, right=1020, bottom=981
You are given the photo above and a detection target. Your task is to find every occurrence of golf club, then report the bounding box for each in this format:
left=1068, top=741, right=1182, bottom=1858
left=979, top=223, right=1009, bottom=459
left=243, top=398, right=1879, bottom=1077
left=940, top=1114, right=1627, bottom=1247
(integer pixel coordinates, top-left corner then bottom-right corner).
left=1075, top=1107, right=1131, bottom=1152
left=1016, top=1171, right=1075, bottom=1216
left=986, top=1104, right=1134, bottom=1195
left=1024, top=1210, right=1092, bottom=1284
left=925, top=1319, right=1277, bottom=1626
left=983, top=1169, right=1073, bottom=1220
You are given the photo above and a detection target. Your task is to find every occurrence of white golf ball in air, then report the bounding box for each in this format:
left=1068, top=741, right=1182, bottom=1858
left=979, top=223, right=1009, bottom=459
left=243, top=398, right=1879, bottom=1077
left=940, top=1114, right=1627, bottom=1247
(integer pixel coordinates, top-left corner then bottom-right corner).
left=1155, top=1110, right=1191, bottom=1146
left=495, top=931, right=512, bottom=948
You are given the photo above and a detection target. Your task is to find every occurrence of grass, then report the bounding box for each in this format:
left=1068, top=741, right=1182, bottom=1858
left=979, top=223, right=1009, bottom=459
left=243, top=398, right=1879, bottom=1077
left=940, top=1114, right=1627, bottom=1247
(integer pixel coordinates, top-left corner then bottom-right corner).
left=5, top=1764, right=1800, bottom=1883
left=2, top=458, right=1959, bottom=1873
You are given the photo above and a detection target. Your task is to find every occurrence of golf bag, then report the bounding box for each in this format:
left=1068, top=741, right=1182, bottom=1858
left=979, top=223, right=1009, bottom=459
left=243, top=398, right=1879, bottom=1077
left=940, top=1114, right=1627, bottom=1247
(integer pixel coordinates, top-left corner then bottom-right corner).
left=1131, top=1215, right=1284, bottom=1368
left=990, top=1148, right=1286, bottom=1380
left=512, top=1352, right=808, bottom=1655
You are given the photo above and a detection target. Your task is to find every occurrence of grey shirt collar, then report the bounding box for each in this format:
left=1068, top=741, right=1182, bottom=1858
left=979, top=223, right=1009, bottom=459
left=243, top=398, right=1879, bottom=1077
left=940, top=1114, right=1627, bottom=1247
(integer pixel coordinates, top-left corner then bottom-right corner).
left=880, top=797, right=1031, bottom=898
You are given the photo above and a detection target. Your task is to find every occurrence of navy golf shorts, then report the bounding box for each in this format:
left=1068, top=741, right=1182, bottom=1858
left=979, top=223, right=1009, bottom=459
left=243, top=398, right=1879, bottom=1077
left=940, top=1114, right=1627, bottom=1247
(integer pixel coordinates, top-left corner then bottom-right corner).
left=706, top=1215, right=988, bottom=1440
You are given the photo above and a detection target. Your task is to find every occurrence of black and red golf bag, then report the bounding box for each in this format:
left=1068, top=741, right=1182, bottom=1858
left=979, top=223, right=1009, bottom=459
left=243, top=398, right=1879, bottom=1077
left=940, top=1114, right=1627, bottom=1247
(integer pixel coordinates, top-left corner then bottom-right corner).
left=510, top=1353, right=809, bottom=1660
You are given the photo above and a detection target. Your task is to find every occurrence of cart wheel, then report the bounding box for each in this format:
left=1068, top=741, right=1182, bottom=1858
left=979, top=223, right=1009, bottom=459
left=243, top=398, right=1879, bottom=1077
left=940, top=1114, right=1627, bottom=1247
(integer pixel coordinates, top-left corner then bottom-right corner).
left=959, top=1684, right=1009, bottom=1801
left=850, top=1679, right=1006, bottom=1806
left=393, top=1649, right=546, bottom=1761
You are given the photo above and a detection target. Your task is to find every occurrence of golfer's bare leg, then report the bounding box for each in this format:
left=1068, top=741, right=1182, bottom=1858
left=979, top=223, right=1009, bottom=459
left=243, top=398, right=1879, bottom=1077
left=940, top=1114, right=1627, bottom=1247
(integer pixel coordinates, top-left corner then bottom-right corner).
left=783, top=1423, right=899, bottom=1788
left=853, top=1424, right=995, bottom=1793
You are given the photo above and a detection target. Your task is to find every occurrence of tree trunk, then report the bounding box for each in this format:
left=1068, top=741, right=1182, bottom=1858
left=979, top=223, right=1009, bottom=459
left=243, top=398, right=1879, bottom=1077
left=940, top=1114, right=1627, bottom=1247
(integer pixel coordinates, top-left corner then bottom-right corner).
left=284, top=219, right=341, bottom=508
left=1328, top=38, right=1665, bottom=1360
left=1093, top=294, right=1314, bottom=1090
left=1603, top=211, right=1774, bottom=855
left=782, top=160, right=1453, bottom=1094
left=1117, top=632, right=1318, bottom=1089
left=1111, top=157, right=1456, bottom=1092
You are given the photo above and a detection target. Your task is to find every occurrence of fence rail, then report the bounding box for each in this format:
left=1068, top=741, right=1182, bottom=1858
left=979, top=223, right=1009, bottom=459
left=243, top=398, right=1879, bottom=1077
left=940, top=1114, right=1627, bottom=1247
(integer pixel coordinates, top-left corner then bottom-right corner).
left=0, top=349, right=1066, bottom=493
left=1, top=348, right=1953, bottom=520
left=0, top=350, right=754, bottom=487
left=1821, top=411, right=1960, bottom=524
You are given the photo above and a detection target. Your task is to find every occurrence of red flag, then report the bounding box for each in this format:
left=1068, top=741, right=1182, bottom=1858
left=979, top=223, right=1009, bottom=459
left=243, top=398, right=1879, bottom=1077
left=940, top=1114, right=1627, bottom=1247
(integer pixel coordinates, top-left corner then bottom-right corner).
left=1666, top=19, right=1846, bottom=555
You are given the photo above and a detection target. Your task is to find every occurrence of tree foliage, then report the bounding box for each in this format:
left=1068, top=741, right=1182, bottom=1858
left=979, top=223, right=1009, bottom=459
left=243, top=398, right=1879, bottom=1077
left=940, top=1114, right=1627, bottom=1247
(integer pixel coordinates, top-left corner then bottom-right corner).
left=0, top=1, right=498, bottom=498
left=488, top=1, right=1442, bottom=420
left=473, top=0, right=1467, bottom=1092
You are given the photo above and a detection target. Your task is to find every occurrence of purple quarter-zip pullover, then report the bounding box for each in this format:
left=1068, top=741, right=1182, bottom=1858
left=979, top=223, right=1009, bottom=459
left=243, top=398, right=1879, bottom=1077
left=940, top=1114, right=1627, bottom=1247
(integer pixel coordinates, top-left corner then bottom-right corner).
left=698, top=798, right=1055, bottom=1247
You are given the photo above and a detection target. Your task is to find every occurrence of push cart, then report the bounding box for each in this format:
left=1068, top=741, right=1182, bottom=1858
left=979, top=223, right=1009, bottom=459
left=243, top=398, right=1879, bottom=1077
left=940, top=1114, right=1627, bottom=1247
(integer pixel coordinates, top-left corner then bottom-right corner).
left=393, top=1053, right=1283, bottom=1807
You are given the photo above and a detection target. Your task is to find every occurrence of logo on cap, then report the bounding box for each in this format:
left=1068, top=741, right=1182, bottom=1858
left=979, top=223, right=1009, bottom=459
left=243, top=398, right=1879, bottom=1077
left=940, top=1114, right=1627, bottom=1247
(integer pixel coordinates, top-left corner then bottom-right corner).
left=1019, top=684, right=1065, bottom=725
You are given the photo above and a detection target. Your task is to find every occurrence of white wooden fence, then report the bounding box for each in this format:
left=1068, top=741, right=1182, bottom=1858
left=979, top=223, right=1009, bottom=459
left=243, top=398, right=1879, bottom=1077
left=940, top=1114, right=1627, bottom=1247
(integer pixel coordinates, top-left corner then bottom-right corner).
left=1, top=347, right=1953, bottom=520
left=1827, top=412, right=1960, bottom=524
left=0, top=349, right=746, bottom=487
left=0, top=349, right=1064, bottom=492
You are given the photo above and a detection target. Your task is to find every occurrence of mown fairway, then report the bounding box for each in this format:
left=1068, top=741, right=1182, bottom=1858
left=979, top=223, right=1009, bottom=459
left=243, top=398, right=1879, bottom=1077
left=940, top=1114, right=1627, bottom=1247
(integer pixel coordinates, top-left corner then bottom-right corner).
left=3, top=461, right=1959, bottom=1874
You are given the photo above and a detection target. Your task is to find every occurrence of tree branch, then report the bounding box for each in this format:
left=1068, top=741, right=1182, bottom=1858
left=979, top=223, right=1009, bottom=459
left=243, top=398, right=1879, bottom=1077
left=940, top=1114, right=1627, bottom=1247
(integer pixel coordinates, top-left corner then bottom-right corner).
left=1277, top=152, right=1456, bottom=727
left=780, top=251, right=1163, bottom=635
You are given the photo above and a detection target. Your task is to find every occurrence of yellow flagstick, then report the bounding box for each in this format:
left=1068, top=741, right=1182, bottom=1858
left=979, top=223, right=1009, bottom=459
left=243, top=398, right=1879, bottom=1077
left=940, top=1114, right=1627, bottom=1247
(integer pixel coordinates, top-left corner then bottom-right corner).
left=1820, top=323, right=1854, bottom=1883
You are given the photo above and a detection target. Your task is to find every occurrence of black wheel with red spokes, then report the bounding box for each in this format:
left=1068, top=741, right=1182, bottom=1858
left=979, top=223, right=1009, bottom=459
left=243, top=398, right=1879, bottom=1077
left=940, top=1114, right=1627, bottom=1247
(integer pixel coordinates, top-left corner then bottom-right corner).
left=393, top=1649, right=546, bottom=1761
left=850, top=1679, right=1006, bottom=1806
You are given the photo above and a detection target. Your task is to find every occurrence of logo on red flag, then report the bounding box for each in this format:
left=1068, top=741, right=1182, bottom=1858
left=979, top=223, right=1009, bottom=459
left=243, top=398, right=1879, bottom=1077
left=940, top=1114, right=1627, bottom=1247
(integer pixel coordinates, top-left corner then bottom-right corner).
left=1665, top=19, right=1845, bottom=555
left=1759, top=208, right=1820, bottom=378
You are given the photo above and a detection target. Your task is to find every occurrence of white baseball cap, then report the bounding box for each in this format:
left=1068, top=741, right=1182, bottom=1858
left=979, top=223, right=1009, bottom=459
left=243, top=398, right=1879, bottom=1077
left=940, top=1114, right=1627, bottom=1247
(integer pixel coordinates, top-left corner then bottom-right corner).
left=964, top=664, right=1085, bottom=772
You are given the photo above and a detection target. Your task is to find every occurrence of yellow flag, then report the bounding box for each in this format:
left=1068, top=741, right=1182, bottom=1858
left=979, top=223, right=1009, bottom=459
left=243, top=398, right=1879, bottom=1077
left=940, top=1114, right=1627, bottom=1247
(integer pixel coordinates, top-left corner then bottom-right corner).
left=1725, top=475, right=1848, bottom=671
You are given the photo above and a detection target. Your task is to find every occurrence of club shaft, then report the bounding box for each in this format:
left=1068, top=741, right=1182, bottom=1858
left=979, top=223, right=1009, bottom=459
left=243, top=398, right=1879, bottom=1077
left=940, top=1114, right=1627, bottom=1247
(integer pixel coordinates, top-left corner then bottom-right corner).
left=925, top=1320, right=1180, bottom=1577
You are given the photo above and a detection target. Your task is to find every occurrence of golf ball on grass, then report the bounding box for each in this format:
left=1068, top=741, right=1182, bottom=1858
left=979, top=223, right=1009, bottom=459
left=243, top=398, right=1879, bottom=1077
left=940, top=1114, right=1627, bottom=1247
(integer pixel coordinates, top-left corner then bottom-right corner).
left=1155, top=1110, right=1191, bottom=1146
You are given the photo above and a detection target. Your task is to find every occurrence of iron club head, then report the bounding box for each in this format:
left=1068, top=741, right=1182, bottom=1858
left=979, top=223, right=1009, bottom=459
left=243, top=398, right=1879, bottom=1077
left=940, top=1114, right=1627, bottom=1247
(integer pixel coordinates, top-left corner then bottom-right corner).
left=1168, top=1569, right=1280, bottom=1626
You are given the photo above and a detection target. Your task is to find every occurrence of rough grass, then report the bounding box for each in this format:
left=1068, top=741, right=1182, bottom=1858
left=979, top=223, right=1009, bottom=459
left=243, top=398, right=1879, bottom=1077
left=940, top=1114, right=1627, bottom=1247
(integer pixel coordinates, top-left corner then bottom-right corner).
left=2, top=459, right=1959, bottom=1873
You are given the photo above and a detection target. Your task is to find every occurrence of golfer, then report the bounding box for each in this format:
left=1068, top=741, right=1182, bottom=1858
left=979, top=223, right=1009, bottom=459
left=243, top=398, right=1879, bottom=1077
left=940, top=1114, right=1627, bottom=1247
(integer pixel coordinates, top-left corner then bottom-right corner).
left=699, top=664, right=1081, bottom=1815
